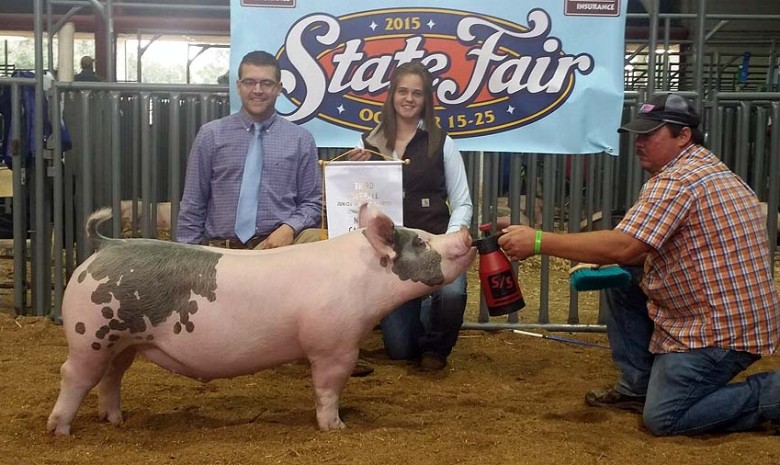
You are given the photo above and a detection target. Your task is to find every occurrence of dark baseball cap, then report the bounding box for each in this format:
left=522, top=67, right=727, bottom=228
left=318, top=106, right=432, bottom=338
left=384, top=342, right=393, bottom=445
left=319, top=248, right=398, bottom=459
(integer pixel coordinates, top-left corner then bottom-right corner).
left=618, top=94, right=700, bottom=134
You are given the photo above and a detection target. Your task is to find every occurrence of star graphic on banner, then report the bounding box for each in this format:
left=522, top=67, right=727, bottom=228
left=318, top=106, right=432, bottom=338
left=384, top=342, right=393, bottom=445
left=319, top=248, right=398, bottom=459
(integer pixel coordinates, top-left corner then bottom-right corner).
left=337, top=104, right=345, bottom=114
left=427, top=19, right=436, bottom=29
left=507, top=105, right=515, bottom=115
left=369, top=21, right=378, bottom=31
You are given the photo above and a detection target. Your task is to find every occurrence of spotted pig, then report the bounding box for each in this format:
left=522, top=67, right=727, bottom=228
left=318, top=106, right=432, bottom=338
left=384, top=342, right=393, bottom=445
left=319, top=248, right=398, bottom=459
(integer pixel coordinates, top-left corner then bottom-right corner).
left=47, top=204, right=476, bottom=435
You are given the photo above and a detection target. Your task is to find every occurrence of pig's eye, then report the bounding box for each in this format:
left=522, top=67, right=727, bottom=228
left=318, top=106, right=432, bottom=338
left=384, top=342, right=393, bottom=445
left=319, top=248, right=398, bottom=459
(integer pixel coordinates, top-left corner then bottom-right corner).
left=412, top=236, right=425, bottom=248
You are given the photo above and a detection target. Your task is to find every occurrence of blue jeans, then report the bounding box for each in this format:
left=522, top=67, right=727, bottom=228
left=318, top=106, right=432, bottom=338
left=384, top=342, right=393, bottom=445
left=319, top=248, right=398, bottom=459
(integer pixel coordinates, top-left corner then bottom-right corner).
left=604, top=266, right=653, bottom=397
left=380, top=273, right=467, bottom=360
left=604, top=266, right=780, bottom=435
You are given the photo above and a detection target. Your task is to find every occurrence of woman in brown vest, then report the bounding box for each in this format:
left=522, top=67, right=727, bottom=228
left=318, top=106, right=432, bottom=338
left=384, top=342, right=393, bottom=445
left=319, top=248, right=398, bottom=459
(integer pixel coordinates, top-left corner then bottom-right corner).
left=351, top=62, right=473, bottom=372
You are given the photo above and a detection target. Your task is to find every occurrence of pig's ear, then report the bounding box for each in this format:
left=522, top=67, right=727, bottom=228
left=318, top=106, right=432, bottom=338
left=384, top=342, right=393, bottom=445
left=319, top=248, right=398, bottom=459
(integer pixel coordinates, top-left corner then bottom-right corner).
left=357, top=203, right=378, bottom=228
left=362, top=208, right=397, bottom=262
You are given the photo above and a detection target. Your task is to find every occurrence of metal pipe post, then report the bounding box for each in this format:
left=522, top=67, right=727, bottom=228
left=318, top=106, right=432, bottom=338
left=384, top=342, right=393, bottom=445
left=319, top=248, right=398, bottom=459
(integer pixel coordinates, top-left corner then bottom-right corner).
left=168, top=92, right=181, bottom=240
left=694, top=0, right=707, bottom=111
left=50, top=84, right=64, bottom=321
left=110, top=91, right=122, bottom=236
left=10, top=83, right=27, bottom=313
left=33, top=0, right=50, bottom=316
left=79, top=90, right=93, bottom=262
left=646, top=0, right=658, bottom=96
left=106, top=0, right=114, bottom=82
left=768, top=102, right=780, bottom=267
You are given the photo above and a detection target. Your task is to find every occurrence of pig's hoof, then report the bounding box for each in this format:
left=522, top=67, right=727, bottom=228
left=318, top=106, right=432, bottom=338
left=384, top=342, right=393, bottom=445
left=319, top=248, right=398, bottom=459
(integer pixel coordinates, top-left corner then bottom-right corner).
left=47, top=421, right=71, bottom=436
left=98, top=409, right=124, bottom=425
left=318, top=417, right=346, bottom=431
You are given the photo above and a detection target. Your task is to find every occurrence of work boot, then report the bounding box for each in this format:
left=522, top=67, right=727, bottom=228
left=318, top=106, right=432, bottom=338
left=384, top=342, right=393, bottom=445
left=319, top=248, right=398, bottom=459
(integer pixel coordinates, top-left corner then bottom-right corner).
left=585, top=386, right=645, bottom=414
left=418, top=353, right=447, bottom=372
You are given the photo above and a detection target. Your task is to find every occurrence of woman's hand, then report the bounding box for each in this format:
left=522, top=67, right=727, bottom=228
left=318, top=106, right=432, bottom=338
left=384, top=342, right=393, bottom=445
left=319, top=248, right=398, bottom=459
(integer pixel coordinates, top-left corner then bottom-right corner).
left=347, top=148, right=372, bottom=161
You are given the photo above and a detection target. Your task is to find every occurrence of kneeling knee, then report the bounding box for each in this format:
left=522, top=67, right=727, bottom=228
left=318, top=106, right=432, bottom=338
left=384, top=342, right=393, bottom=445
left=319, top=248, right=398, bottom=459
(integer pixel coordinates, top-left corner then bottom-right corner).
left=642, top=411, right=674, bottom=436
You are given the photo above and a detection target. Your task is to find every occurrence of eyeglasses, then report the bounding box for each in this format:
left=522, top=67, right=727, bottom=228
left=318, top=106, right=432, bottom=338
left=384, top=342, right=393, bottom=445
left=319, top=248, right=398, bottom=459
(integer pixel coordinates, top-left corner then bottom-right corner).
left=239, top=78, right=278, bottom=91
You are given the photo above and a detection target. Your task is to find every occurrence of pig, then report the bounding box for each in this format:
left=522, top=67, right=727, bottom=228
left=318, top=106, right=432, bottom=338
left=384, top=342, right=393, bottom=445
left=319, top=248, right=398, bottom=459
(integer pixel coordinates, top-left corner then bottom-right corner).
left=488, top=195, right=544, bottom=231
left=517, top=195, right=544, bottom=229
left=578, top=210, right=622, bottom=232
left=47, top=203, right=476, bottom=435
left=119, top=200, right=172, bottom=232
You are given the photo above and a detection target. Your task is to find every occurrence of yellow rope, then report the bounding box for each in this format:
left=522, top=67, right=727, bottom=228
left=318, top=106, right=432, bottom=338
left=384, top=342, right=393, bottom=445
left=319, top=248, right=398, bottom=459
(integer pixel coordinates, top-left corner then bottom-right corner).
left=329, top=147, right=395, bottom=162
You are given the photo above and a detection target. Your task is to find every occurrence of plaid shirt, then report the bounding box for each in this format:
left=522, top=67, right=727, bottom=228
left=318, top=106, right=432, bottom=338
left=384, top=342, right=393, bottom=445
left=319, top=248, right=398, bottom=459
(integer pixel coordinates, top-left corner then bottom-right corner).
left=177, top=111, right=322, bottom=244
left=617, top=144, right=780, bottom=355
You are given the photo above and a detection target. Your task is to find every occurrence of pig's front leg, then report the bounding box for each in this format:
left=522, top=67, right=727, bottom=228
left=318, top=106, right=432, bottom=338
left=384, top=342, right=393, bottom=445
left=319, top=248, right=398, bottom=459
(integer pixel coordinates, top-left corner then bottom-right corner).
left=309, top=352, right=357, bottom=431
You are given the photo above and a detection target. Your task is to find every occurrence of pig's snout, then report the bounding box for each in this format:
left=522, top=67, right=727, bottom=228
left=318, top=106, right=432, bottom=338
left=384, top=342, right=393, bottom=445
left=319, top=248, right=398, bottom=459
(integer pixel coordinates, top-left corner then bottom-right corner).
left=436, top=229, right=477, bottom=281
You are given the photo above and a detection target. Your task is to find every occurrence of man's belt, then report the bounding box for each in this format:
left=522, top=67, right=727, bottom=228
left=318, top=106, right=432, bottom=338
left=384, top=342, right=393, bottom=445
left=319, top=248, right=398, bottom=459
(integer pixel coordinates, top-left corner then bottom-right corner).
left=208, top=236, right=265, bottom=250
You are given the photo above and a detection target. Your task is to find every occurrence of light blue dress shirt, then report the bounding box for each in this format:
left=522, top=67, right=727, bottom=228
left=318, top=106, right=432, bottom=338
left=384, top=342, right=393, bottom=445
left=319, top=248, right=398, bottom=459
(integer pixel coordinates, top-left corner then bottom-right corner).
left=177, top=111, right=321, bottom=244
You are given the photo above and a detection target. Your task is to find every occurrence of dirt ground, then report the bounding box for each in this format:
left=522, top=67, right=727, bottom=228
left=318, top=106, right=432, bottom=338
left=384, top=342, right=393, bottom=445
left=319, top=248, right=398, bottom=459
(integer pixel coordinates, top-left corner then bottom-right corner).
left=1, top=250, right=780, bottom=465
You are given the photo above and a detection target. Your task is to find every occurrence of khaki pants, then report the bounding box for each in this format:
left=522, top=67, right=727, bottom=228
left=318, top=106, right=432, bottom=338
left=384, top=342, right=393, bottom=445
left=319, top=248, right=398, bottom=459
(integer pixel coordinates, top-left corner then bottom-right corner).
left=208, top=228, right=327, bottom=250
left=288, top=228, right=327, bottom=245
left=254, top=227, right=326, bottom=249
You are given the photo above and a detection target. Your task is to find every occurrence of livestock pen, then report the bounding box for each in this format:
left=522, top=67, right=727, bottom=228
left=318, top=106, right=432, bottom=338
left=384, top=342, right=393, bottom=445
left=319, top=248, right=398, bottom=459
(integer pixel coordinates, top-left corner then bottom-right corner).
left=2, top=1, right=780, bottom=463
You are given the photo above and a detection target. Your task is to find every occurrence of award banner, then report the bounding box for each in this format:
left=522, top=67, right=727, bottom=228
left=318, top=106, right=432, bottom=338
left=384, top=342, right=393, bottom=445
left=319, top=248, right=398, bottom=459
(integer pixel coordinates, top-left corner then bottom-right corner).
left=323, top=160, right=404, bottom=237
left=231, top=0, right=627, bottom=154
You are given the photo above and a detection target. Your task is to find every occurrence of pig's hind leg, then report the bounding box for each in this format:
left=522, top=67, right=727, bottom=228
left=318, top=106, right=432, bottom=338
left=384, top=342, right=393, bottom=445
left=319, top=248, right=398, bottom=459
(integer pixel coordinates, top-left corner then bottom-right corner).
left=96, top=347, right=137, bottom=426
left=47, top=347, right=115, bottom=435
left=309, top=352, right=357, bottom=431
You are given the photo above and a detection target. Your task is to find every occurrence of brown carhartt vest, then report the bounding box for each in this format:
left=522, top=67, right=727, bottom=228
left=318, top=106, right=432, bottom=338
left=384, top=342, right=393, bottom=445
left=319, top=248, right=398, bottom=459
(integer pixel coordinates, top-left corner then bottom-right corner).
left=362, top=126, right=449, bottom=234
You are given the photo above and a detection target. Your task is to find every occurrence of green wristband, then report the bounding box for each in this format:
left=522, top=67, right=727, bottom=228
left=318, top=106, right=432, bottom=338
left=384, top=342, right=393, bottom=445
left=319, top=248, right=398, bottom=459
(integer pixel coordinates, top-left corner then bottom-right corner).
left=534, top=230, right=542, bottom=255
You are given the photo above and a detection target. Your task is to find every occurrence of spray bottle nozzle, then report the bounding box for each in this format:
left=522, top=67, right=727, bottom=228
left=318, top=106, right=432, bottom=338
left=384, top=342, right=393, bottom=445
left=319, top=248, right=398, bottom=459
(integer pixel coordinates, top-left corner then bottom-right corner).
left=474, top=233, right=501, bottom=255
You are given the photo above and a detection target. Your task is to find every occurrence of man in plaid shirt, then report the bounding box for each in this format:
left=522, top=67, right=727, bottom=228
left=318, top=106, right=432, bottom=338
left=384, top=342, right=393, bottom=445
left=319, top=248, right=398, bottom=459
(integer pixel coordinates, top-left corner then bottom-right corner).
left=498, top=93, right=780, bottom=436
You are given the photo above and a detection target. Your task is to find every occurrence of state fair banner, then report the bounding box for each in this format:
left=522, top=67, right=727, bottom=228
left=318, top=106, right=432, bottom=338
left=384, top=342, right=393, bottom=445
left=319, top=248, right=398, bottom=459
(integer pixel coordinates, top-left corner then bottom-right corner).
left=231, top=0, right=627, bottom=155
left=323, top=160, right=404, bottom=237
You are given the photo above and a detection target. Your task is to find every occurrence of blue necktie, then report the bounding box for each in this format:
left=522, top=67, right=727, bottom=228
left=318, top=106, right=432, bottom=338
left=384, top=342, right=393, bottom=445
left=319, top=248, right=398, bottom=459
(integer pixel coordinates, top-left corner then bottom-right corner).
left=235, top=123, right=264, bottom=243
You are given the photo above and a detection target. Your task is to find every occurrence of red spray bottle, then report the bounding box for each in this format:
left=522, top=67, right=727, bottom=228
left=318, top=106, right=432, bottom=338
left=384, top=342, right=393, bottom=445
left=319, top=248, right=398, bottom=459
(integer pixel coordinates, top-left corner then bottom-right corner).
left=474, top=226, right=525, bottom=317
